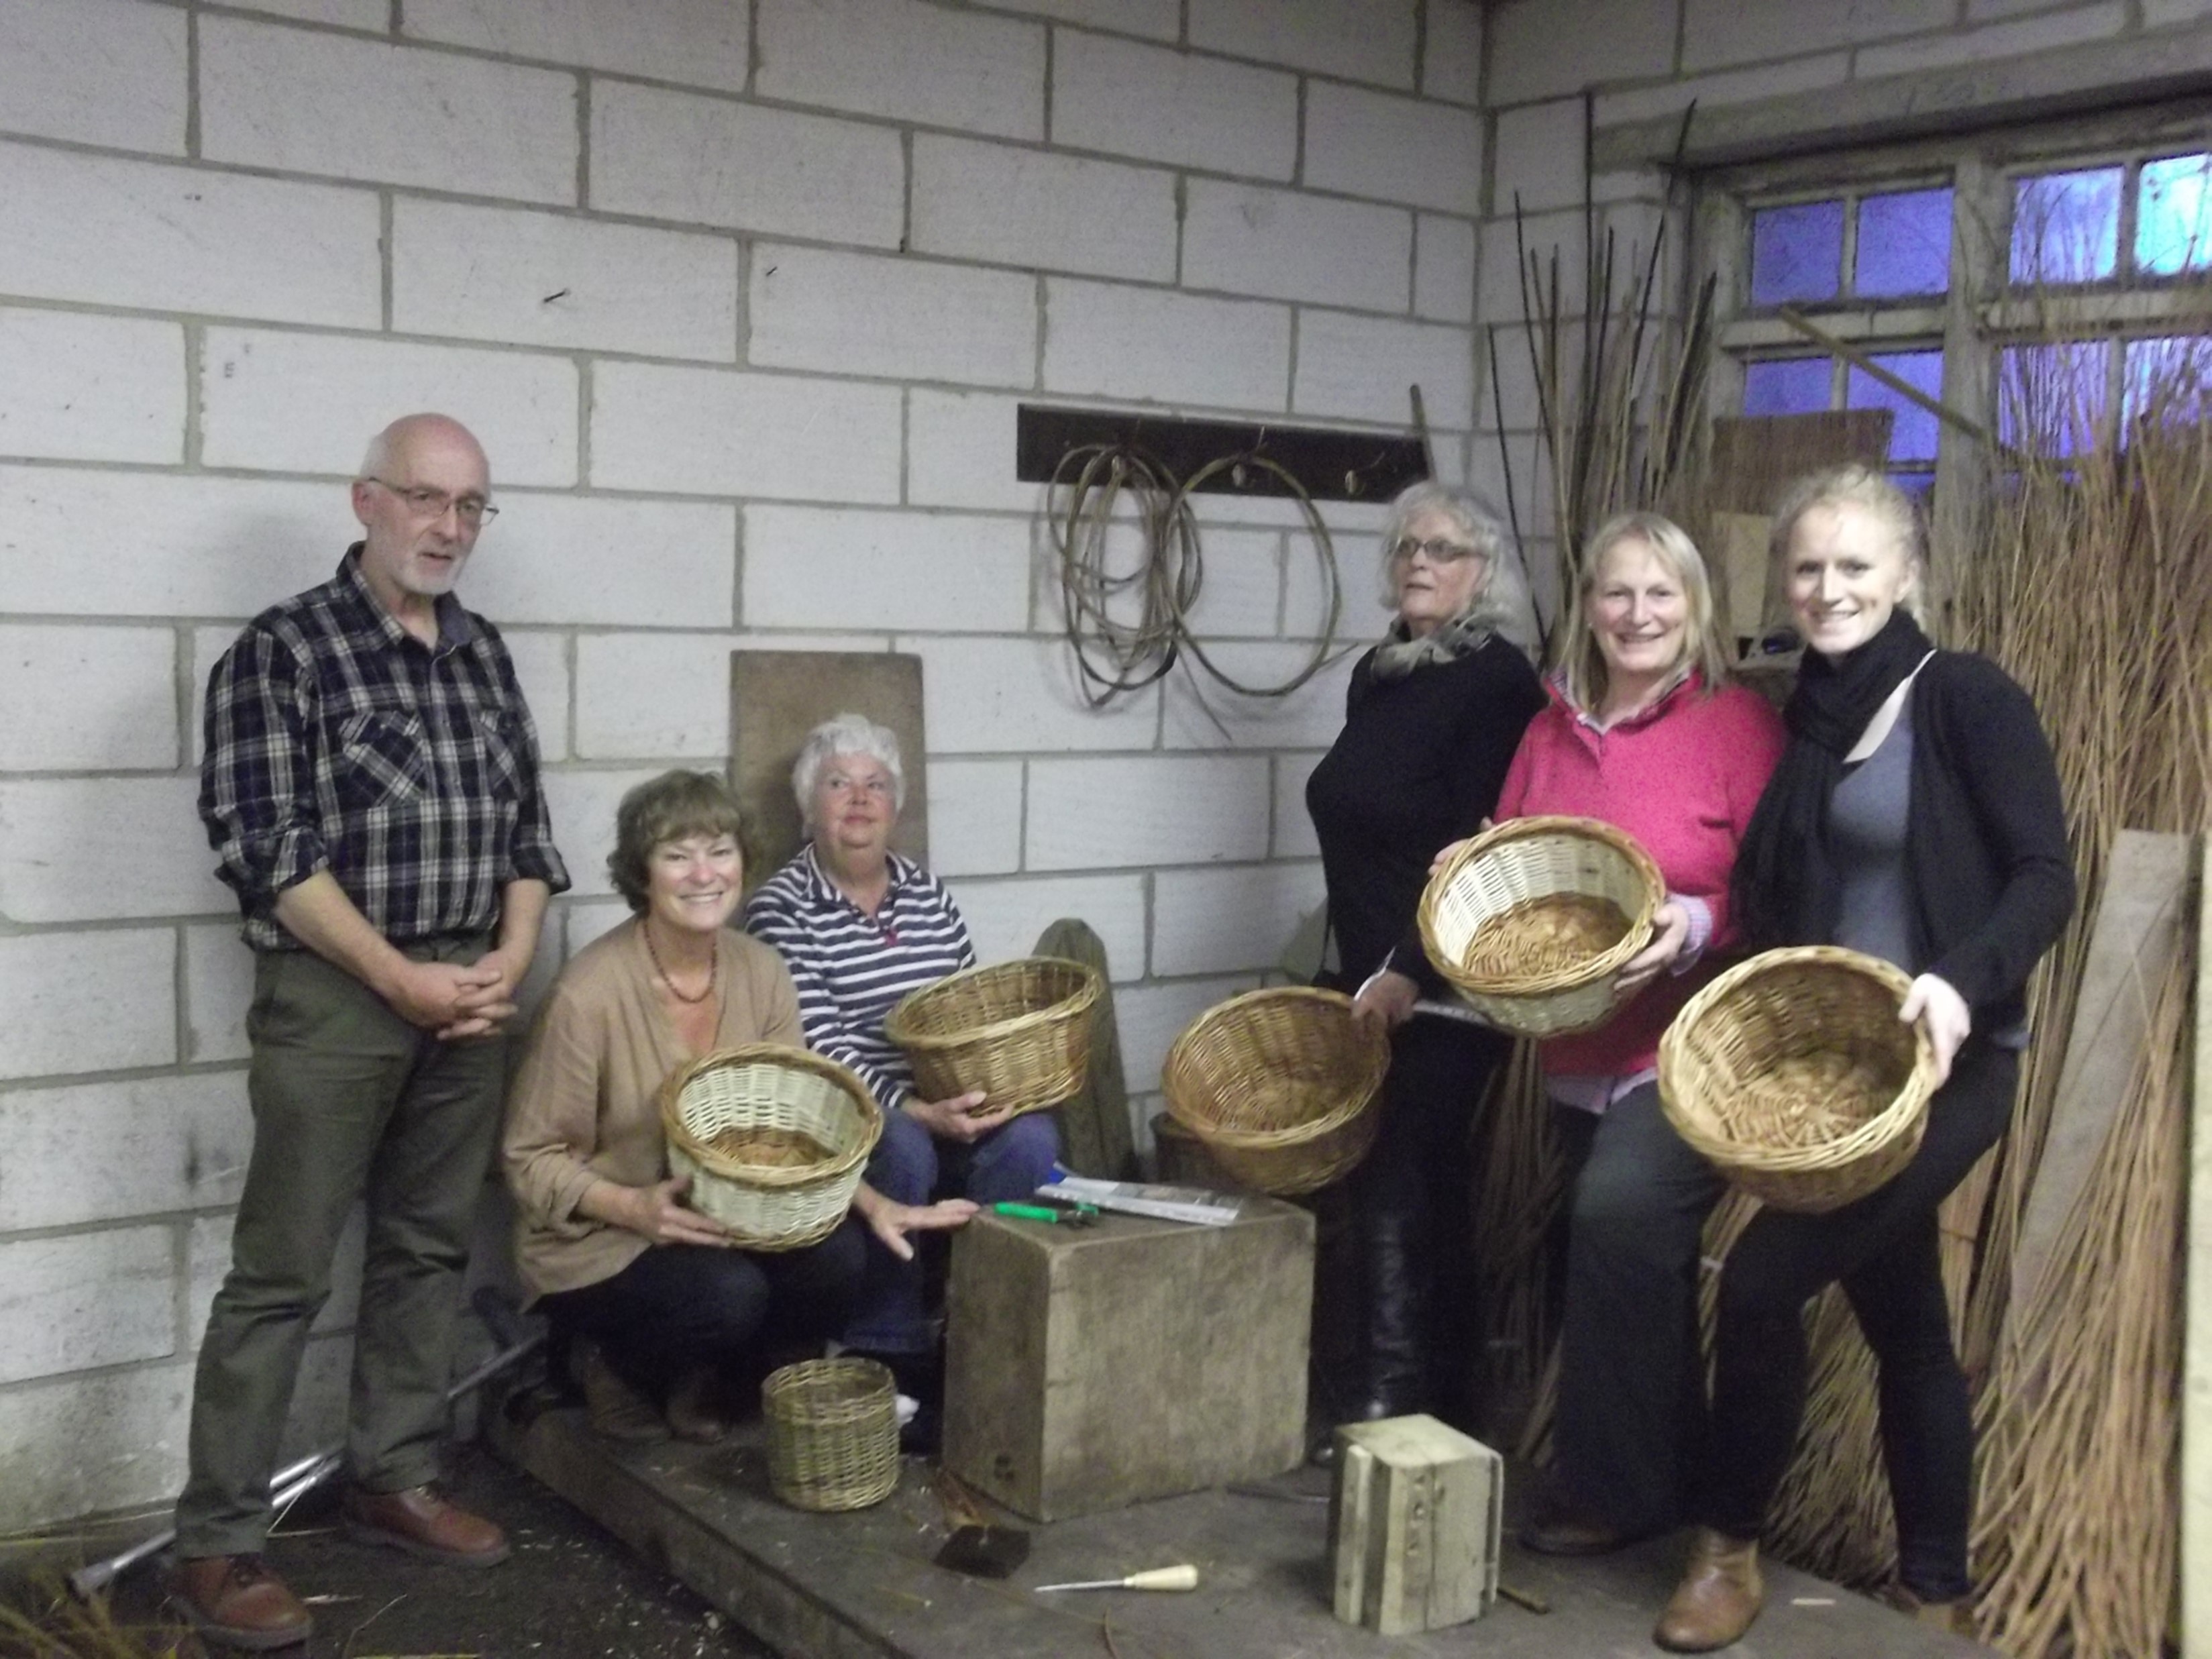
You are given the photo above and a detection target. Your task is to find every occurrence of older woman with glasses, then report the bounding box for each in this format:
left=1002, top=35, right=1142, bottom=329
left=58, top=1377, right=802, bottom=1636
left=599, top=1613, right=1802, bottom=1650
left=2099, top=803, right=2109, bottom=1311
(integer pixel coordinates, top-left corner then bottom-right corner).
left=1304, top=482, right=1546, bottom=1443
left=744, top=713, right=1058, bottom=1449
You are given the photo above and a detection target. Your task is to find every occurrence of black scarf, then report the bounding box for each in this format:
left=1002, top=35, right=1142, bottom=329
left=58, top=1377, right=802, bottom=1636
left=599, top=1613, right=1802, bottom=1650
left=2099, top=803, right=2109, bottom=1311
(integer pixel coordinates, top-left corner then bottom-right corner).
left=1733, top=609, right=1936, bottom=948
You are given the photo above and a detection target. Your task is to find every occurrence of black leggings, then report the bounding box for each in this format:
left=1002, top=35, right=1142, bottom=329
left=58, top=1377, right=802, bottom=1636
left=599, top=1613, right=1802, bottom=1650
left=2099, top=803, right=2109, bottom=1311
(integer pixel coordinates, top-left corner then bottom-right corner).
left=539, top=1220, right=866, bottom=1398
left=1695, top=1039, right=2018, bottom=1599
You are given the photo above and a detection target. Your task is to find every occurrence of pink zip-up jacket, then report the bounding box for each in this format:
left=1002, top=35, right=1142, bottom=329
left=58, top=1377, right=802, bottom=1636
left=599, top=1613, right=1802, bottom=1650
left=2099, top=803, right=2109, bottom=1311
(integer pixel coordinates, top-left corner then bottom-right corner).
left=1495, top=670, right=1786, bottom=1086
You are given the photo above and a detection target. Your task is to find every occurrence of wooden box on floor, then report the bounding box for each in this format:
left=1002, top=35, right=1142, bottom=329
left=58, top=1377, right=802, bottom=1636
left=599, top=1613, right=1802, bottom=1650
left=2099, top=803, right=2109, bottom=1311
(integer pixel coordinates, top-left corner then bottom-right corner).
left=1329, top=1414, right=1502, bottom=1636
left=941, top=1199, right=1313, bottom=1521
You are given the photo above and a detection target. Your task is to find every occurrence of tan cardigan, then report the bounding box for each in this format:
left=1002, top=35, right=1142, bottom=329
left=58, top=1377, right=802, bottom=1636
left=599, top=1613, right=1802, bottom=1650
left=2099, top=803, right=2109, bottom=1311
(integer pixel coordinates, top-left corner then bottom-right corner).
left=503, top=918, right=804, bottom=1299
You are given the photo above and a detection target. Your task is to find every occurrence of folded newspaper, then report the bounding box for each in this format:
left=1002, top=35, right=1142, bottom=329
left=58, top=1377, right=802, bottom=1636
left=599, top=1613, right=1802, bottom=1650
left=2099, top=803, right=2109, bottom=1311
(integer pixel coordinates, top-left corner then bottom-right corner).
left=1037, top=1175, right=1243, bottom=1226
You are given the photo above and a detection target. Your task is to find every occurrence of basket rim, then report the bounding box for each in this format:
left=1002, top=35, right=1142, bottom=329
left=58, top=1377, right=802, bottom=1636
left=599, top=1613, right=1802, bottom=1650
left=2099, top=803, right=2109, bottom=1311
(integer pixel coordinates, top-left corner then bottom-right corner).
left=1416, top=814, right=1665, bottom=997
left=882, top=955, right=1102, bottom=1053
left=1161, top=985, right=1391, bottom=1149
left=658, top=1042, right=884, bottom=1188
left=1657, top=945, right=1939, bottom=1175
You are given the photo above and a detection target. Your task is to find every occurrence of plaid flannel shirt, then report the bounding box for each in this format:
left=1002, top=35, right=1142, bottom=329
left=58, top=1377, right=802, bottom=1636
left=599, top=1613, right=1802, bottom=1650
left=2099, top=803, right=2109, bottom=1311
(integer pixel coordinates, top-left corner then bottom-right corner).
left=201, top=548, right=570, bottom=951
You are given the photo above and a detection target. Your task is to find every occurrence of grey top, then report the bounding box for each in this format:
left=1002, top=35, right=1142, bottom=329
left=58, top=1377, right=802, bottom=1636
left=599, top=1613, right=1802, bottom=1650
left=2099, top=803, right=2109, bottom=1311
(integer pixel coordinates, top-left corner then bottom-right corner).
left=1829, top=699, right=1917, bottom=973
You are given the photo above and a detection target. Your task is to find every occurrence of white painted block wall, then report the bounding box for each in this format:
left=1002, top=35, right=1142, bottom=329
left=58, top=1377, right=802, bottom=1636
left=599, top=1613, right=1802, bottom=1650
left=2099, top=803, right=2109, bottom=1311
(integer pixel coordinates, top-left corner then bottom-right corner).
left=0, top=0, right=1481, bottom=1532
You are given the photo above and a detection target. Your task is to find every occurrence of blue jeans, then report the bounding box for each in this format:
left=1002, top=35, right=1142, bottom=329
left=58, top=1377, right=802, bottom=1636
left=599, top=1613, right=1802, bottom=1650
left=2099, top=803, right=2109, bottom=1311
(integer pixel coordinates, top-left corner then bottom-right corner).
left=843, top=1108, right=1060, bottom=1353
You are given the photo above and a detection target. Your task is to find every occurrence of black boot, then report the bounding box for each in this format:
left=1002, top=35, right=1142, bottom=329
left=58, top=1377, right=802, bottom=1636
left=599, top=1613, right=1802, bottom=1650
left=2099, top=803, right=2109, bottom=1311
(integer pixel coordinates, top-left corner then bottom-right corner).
left=1351, top=1209, right=1428, bottom=1423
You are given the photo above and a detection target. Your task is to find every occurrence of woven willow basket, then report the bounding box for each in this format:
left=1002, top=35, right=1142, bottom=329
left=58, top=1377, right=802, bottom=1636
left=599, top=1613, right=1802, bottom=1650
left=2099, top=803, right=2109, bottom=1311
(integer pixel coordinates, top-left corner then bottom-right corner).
left=762, top=1357, right=900, bottom=1512
left=884, top=957, right=1101, bottom=1117
left=1658, top=946, right=1939, bottom=1214
left=1416, top=815, right=1664, bottom=1038
left=660, top=1045, right=881, bottom=1251
left=1161, top=987, right=1391, bottom=1196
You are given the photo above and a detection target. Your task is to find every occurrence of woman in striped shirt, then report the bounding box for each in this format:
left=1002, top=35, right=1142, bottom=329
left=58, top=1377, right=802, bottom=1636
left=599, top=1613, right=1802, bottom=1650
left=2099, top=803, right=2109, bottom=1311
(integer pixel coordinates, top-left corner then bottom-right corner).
left=745, top=713, right=1059, bottom=1448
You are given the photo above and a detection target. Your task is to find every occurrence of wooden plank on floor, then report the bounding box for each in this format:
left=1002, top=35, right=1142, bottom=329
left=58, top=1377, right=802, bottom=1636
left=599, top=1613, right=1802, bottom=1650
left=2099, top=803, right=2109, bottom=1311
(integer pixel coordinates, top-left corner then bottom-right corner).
left=2182, top=834, right=2211, bottom=1659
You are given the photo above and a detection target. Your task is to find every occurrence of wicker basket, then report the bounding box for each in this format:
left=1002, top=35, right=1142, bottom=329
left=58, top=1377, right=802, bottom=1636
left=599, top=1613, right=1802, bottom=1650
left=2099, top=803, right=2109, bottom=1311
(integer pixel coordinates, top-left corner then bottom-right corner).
left=761, top=1357, right=900, bottom=1511
left=1161, top=987, right=1391, bottom=1196
left=660, top=1046, right=881, bottom=1251
left=884, top=957, right=1101, bottom=1117
left=1416, top=815, right=1665, bottom=1038
left=1658, top=946, right=1939, bottom=1214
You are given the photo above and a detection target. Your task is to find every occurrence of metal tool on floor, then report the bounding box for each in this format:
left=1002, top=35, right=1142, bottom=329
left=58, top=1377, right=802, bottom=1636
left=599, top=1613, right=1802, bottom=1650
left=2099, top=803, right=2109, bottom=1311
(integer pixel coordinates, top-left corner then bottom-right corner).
left=1035, top=1564, right=1201, bottom=1593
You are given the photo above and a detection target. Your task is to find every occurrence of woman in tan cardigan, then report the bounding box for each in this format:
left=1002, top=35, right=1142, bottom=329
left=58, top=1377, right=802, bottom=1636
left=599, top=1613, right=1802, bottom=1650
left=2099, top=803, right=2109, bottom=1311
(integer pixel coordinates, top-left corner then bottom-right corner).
left=504, top=770, right=975, bottom=1442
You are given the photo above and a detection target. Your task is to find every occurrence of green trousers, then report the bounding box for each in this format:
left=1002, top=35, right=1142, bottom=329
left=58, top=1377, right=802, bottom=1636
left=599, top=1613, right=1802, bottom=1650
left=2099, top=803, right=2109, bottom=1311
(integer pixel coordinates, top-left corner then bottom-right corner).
left=175, top=936, right=507, bottom=1558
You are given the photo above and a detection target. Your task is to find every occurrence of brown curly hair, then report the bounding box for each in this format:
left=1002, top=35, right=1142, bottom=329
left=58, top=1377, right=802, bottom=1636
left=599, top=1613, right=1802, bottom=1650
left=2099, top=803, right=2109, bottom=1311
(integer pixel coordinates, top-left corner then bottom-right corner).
left=606, top=770, right=756, bottom=914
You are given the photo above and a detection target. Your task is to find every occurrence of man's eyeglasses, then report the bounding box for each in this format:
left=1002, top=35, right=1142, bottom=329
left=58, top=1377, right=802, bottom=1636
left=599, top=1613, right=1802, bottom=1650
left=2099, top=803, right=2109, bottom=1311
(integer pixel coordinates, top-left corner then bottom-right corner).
left=1389, top=536, right=1484, bottom=565
left=364, top=477, right=498, bottom=526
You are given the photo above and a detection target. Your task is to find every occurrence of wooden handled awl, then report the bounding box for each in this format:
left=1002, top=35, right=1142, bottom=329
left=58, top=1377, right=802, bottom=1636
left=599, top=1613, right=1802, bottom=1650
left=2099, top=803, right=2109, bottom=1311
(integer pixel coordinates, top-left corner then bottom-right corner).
left=1035, top=1564, right=1200, bottom=1593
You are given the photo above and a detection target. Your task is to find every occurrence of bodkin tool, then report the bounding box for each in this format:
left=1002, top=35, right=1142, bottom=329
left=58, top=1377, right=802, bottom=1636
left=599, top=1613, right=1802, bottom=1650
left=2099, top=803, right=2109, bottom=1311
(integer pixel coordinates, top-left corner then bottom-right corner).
left=1035, top=1564, right=1200, bottom=1593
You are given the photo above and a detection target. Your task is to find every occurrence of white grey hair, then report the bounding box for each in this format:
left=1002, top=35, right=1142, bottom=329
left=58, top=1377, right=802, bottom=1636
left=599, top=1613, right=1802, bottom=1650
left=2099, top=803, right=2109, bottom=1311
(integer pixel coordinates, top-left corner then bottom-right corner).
left=792, top=711, right=906, bottom=828
left=1375, top=480, right=1540, bottom=661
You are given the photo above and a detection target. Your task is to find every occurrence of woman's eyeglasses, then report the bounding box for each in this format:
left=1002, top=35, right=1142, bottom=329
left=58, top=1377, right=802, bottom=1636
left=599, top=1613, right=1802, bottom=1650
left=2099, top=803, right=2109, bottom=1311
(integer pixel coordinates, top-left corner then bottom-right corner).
left=1389, top=537, right=1485, bottom=565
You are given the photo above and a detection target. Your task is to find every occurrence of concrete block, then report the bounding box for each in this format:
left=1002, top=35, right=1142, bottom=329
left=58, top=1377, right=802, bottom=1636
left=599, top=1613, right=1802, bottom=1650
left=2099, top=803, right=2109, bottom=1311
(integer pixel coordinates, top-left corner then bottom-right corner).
left=591, top=82, right=904, bottom=248
left=1856, top=3, right=2127, bottom=76
left=990, top=0, right=1178, bottom=37
left=1415, top=215, right=1479, bottom=325
left=1183, top=181, right=1412, bottom=311
left=908, top=637, right=1158, bottom=755
left=1110, top=972, right=1255, bottom=1098
left=0, top=928, right=176, bottom=1081
left=543, top=767, right=668, bottom=898
left=1161, top=641, right=1355, bottom=749
left=0, top=143, right=379, bottom=328
left=1487, top=322, right=1581, bottom=435
left=1423, top=0, right=1485, bottom=105
left=2146, top=0, right=2212, bottom=21
left=566, top=896, right=636, bottom=954
left=947, top=871, right=1146, bottom=973
left=756, top=0, right=1045, bottom=140
left=751, top=247, right=1037, bottom=389
left=501, top=630, right=571, bottom=763
left=1177, top=529, right=1285, bottom=639
left=0, top=307, right=185, bottom=465
left=921, top=759, right=1024, bottom=878
left=404, top=0, right=749, bottom=90
left=907, top=390, right=1047, bottom=514
left=1493, top=98, right=1587, bottom=216
left=745, top=507, right=1032, bottom=633
left=201, top=330, right=579, bottom=487
left=0, top=625, right=176, bottom=771
left=1045, top=279, right=1289, bottom=412
left=1304, top=83, right=1482, bottom=216
left=1294, top=311, right=1475, bottom=429
left=1189, top=0, right=1417, bottom=88
left=591, top=362, right=902, bottom=503
left=1479, top=207, right=1587, bottom=321
left=199, top=17, right=577, bottom=203
left=1152, top=861, right=1325, bottom=976
left=0, top=1362, right=193, bottom=1536
left=1593, top=52, right=1849, bottom=126
left=0, top=0, right=186, bottom=154
left=943, top=1199, right=1311, bottom=1519
left=1285, top=537, right=1383, bottom=643
left=1026, top=754, right=1269, bottom=871
left=188, top=1207, right=365, bottom=1348
left=221, top=0, right=388, bottom=27
left=1681, top=0, right=1947, bottom=69
left=0, top=1228, right=176, bottom=1387
left=185, top=922, right=256, bottom=1066
left=913, top=136, right=1177, bottom=282
left=0, top=776, right=229, bottom=924
left=1487, top=0, right=1678, bottom=104
left=458, top=496, right=738, bottom=629
left=1273, top=751, right=1327, bottom=857
left=1053, top=31, right=1296, bottom=180
left=1331, top=1415, right=1502, bottom=1634
left=392, top=199, right=738, bottom=361
left=0, top=1071, right=249, bottom=1232
left=573, top=633, right=737, bottom=760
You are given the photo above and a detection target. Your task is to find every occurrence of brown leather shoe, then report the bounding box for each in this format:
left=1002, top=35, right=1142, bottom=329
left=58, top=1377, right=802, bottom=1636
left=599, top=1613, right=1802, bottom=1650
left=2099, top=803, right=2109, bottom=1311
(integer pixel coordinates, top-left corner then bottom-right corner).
left=343, top=1485, right=510, bottom=1567
left=1885, top=1581, right=1977, bottom=1637
left=573, top=1340, right=668, bottom=1444
left=664, top=1367, right=733, bottom=1444
left=1654, top=1528, right=1762, bottom=1652
left=172, top=1554, right=313, bottom=1650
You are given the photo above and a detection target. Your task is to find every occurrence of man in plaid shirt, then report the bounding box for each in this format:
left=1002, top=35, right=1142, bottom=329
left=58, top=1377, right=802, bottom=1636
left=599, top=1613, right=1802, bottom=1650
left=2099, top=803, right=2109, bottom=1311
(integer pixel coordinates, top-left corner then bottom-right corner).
left=176, top=414, right=570, bottom=1650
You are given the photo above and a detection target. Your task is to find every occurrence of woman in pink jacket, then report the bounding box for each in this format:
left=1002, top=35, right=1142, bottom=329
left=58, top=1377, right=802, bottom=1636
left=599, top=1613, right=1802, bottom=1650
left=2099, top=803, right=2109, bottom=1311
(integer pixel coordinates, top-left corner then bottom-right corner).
left=1488, top=513, right=1785, bottom=1556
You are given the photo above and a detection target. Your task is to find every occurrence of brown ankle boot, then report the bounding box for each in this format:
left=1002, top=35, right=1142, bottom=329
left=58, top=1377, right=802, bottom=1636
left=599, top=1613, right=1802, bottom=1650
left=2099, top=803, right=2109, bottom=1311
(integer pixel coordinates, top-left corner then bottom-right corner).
left=1654, top=1528, right=1762, bottom=1652
left=1885, top=1582, right=1977, bottom=1638
left=572, top=1340, right=668, bottom=1443
left=664, top=1366, right=733, bottom=1444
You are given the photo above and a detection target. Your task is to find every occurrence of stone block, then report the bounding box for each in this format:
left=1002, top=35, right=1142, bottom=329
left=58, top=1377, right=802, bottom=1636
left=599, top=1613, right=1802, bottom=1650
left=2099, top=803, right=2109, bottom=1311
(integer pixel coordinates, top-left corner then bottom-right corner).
left=906, top=390, right=1046, bottom=514
left=0, top=143, right=380, bottom=327
left=1114, top=973, right=1255, bottom=1093
left=0, top=624, right=176, bottom=771
left=750, top=246, right=1037, bottom=389
left=1593, top=53, right=1850, bottom=126
left=912, top=136, right=1177, bottom=282
left=945, top=871, right=1146, bottom=974
left=906, top=637, right=1158, bottom=755
left=1052, top=31, right=1296, bottom=180
left=1161, top=641, right=1356, bottom=749
left=405, top=0, right=749, bottom=89
left=990, top=0, right=1178, bottom=36
left=0, top=307, right=184, bottom=465
left=1330, top=1415, right=1503, bottom=1634
left=0, top=928, right=176, bottom=1081
left=496, top=629, right=570, bottom=762
left=1415, top=215, right=1478, bottom=325
left=1189, top=0, right=1417, bottom=87
left=0, top=1071, right=250, bottom=1232
left=0, top=0, right=185, bottom=154
left=0, top=1362, right=193, bottom=1536
left=1273, top=752, right=1327, bottom=858
left=943, top=1200, right=1312, bottom=1519
left=590, top=362, right=902, bottom=502
left=543, top=767, right=668, bottom=898
left=460, top=496, right=738, bottom=629
left=1045, top=280, right=1289, bottom=412
left=1183, top=182, right=1412, bottom=311
left=392, top=199, right=739, bottom=360
left=1681, top=0, right=1950, bottom=70
left=1422, top=0, right=1485, bottom=105
left=1174, top=528, right=1285, bottom=639
left=0, top=1227, right=176, bottom=1387
left=0, top=775, right=228, bottom=923
left=573, top=633, right=741, bottom=761
left=916, top=758, right=1023, bottom=877
left=1026, top=755, right=1269, bottom=870
left=1293, top=311, right=1475, bottom=430
left=185, top=921, right=256, bottom=1066
left=222, top=0, right=387, bottom=26
left=1492, top=98, right=1587, bottom=216
left=744, top=507, right=1032, bottom=633
left=1151, top=862, right=1325, bottom=976
left=1478, top=207, right=1587, bottom=321
left=199, top=16, right=576, bottom=203
left=755, top=0, right=1045, bottom=140
left=1487, top=0, right=1677, bottom=103
left=1855, top=2, right=2126, bottom=77
left=590, top=83, right=903, bottom=248
left=1304, top=83, right=1482, bottom=216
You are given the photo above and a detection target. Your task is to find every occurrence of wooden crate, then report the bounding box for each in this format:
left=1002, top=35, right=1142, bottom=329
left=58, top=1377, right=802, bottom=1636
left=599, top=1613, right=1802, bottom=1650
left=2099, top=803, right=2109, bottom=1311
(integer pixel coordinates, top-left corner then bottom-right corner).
left=1329, top=1414, right=1502, bottom=1636
left=941, top=1201, right=1312, bottom=1521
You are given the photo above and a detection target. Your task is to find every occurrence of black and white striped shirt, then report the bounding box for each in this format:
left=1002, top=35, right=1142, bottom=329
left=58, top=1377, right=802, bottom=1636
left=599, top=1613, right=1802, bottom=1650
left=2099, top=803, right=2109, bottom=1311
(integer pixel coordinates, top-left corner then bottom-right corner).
left=742, top=845, right=975, bottom=1112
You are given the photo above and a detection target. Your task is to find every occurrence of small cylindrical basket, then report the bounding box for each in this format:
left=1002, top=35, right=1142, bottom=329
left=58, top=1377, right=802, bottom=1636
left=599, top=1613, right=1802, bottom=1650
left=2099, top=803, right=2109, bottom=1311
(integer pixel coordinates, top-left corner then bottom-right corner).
left=1658, top=945, right=1939, bottom=1214
left=761, top=1357, right=900, bottom=1512
left=1417, top=815, right=1664, bottom=1038
left=660, top=1046, right=882, bottom=1251
left=1161, top=987, right=1391, bottom=1196
left=884, top=957, right=1102, bottom=1117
